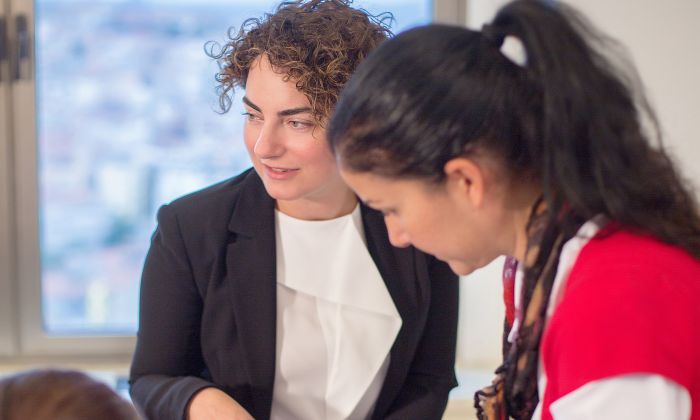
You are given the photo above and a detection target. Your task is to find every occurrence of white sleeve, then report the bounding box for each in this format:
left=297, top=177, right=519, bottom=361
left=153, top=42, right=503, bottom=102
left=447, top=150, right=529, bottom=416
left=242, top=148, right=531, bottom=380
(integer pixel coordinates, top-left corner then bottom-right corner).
left=550, top=374, right=691, bottom=420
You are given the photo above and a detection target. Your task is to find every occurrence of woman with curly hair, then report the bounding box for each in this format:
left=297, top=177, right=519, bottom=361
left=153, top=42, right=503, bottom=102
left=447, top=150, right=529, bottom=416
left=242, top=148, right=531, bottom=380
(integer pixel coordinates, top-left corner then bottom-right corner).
left=128, top=1, right=459, bottom=420
left=329, top=0, right=700, bottom=418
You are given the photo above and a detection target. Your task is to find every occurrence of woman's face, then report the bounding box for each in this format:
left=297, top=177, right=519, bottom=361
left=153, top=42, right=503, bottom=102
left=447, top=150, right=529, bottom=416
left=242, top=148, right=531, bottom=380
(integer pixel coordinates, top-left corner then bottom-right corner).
left=340, top=162, right=515, bottom=276
left=243, top=55, right=349, bottom=212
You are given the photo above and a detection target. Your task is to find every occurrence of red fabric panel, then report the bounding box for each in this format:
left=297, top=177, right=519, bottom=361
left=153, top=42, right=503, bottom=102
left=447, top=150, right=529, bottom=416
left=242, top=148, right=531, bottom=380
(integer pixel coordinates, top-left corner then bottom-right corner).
left=539, top=230, right=700, bottom=420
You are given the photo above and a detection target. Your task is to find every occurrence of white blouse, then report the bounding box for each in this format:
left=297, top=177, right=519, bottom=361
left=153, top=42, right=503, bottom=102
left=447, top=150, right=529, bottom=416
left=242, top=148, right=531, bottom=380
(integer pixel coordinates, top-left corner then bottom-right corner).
left=270, top=205, right=402, bottom=420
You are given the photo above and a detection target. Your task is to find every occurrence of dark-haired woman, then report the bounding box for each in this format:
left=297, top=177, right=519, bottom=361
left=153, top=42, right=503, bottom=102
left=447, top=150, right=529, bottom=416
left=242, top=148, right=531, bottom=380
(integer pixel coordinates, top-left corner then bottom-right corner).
left=128, top=1, right=458, bottom=420
left=0, top=369, right=141, bottom=420
left=329, top=0, right=700, bottom=418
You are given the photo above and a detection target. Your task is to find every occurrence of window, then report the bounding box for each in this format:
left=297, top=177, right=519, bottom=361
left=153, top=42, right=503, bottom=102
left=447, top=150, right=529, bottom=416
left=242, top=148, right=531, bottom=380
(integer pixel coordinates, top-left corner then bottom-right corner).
left=0, top=0, right=465, bottom=357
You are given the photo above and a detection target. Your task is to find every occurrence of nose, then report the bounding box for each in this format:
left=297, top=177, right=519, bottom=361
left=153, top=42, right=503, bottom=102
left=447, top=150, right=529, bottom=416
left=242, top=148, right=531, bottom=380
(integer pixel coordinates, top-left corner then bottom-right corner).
left=385, top=217, right=411, bottom=248
left=253, top=124, right=284, bottom=159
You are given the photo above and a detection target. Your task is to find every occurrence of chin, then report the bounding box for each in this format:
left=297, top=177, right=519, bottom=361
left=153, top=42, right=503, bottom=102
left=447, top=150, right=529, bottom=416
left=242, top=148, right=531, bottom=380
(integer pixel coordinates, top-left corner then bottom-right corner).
left=446, top=261, right=475, bottom=276
left=257, top=175, right=302, bottom=200
left=262, top=184, right=304, bottom=201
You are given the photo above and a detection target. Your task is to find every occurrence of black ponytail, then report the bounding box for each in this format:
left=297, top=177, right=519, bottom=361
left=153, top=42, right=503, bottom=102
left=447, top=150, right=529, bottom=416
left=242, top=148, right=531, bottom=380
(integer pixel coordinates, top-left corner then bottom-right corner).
left=329, top=0, right=700, bottom=259
left=504, top=0, right=700, bottom=257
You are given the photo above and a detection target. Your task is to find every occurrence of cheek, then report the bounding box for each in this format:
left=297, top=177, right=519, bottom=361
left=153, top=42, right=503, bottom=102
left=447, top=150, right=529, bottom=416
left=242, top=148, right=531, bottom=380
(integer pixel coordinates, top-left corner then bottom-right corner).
left=400, top=211, right=442, bottom=249
left=422, top=202, right=467, bottom=252
left=243, top=126, right=258, bottom=155
left=295, top=142, right=337, bottom=170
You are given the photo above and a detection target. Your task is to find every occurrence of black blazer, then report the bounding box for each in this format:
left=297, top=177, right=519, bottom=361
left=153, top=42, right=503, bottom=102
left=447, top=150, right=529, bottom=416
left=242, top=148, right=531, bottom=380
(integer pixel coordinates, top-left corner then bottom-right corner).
left=129, top=169, right=459, bottom=420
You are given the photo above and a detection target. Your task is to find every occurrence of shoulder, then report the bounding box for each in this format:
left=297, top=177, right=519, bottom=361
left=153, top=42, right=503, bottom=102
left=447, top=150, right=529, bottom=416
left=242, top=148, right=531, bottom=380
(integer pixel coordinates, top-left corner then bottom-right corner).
left=542, top=228, right=700, bottom=396
left=165, top=168, right=257, bottom=216
left=154, top=168, right=268, bottom=241
left=576, top=227, right=698, bottom=271
left=560, top=227, right=700, bottom=324
left=566, top=228, right=700, bottom=298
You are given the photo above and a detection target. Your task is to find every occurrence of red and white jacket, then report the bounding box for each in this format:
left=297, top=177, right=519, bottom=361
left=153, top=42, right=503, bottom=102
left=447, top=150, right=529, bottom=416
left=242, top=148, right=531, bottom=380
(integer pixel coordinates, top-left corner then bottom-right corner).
left=509, top=219, right=700, bottom=419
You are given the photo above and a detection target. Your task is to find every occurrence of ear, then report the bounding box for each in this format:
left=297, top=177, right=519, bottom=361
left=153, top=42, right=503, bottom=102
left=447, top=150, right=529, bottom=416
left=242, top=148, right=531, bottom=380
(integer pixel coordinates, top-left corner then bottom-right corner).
left=443, top=157, right=486, bottom=208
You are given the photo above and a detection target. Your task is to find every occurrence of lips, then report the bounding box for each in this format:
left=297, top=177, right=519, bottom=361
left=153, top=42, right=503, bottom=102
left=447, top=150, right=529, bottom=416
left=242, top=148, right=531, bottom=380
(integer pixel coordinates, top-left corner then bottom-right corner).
left=262, top=163, right=300, bottom=180
left=269, top=167, right=294, bottom=173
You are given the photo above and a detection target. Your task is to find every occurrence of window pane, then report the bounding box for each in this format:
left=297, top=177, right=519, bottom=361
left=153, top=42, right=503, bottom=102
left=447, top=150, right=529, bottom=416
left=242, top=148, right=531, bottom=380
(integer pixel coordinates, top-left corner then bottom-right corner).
left=36, top=0, right=430, bottom=335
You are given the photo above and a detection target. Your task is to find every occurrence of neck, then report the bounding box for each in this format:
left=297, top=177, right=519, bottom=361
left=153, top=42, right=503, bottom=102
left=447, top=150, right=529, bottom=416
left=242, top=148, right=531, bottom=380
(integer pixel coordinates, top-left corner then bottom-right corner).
left=507, top=183, right=542, bottom=263
left=276, top=187, right=358, bottom=220
left=511, top=203, right=535, bottom=263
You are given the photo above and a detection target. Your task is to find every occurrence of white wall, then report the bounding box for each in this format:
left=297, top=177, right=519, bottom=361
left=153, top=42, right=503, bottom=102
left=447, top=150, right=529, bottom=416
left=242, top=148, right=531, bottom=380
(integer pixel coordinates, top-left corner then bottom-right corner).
left=457, top=0, right=700, bottom=370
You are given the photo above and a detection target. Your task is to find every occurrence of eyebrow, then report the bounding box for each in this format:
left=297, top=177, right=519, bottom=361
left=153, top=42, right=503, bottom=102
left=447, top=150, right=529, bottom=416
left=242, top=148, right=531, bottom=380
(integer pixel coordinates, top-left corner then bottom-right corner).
left=242, top=96, right=261, bottom=112
left=242, top=96, right=313, bottom=117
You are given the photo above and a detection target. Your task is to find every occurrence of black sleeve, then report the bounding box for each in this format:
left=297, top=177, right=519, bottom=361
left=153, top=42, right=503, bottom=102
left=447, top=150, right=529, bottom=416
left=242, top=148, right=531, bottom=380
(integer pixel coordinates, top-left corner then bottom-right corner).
left=384, top=256, right=460, bottom=420
left=129, top=204, right=216, bottom=420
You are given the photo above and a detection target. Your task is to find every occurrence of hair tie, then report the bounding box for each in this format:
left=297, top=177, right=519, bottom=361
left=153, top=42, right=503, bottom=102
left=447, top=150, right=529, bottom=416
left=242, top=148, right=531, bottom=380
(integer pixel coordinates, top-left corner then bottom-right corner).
left=481, top=24, right=528, bottom=68
left=500, top=35, right=527, bottom=67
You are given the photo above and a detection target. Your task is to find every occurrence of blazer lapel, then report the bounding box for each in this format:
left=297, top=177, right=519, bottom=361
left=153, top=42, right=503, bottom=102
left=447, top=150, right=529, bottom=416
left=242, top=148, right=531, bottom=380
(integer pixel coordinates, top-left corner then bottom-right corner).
left=225, top=171, right=277, bottom=420
left=361, top=205, right=425, bottom=417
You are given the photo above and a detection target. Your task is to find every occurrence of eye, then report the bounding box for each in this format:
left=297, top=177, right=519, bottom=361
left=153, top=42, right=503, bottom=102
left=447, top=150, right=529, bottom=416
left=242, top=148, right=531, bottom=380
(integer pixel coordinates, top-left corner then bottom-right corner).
left=288, top=120, right=313, bottom=130
left=242, top=112, right=262, bottom=122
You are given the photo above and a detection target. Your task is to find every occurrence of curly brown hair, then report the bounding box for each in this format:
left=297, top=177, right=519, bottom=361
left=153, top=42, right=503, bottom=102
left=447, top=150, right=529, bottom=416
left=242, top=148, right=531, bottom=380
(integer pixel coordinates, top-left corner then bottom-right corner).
left=206, top=0, right=392, bottom=121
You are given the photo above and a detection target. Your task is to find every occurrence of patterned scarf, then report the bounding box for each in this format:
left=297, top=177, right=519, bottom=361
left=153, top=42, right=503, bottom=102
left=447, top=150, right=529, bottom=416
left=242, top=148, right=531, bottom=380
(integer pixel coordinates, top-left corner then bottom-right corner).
left=474, top=198, right=583, bottom=420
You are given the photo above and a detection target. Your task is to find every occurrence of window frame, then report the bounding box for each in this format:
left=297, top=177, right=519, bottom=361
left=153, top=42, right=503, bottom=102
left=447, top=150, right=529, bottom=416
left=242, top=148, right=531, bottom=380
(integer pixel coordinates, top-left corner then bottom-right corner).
left=7, top=0, right=137, bottom=358
left=0, top=1, right=17, bottom=357
left=1, top=0, right=466, bottom=359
